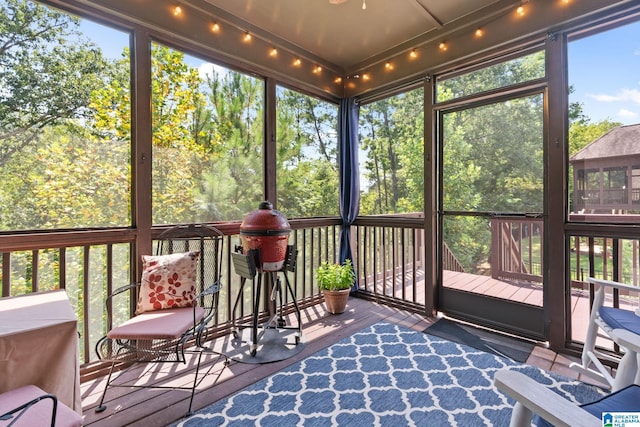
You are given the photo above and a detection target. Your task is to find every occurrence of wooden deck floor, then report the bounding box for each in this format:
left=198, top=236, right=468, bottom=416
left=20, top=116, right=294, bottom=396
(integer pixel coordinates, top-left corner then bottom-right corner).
left=80, top=295, right=612, bottom=427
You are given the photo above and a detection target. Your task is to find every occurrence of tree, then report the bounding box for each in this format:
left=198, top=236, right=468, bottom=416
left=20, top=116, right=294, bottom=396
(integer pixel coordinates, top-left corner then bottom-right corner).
left=359, top=88, right=424, bottom=215
left=0, top=0, right=109, bottom=166
left=194, top=69, right=264, bottom=221
left=436, top=52, right=546, bottom=271
left=276, top=87, right=339, bottom=218
left=568, top=119, right=621, bottom=156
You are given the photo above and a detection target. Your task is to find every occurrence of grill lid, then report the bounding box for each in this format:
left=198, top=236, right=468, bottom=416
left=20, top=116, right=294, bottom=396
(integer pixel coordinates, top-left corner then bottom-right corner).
left=239, top=201, right=291, bottom=236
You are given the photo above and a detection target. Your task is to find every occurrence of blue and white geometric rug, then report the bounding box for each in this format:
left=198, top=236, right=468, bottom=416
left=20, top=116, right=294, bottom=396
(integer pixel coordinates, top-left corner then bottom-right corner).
left=174, top=322, right=607, bottom=426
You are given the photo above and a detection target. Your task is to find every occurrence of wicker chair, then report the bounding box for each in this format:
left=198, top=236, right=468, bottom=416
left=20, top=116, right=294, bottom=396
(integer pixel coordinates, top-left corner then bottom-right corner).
left=95, top=224, right=229, bottom=417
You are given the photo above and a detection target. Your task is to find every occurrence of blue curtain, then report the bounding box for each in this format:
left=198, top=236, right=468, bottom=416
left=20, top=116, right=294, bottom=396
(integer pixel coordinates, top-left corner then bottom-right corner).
left=338, top=97, right=360, bottom=287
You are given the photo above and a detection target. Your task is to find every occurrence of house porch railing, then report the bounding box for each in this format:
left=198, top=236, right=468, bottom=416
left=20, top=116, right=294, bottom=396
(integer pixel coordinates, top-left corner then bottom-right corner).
left=3, top=214, right=638, bottom=374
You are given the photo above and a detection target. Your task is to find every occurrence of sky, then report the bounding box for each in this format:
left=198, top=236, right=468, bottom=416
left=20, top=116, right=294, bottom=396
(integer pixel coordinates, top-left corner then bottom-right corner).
left=568, top=20, right=640, bottom=126
left=78, top=20, right=226, bottom=79
left=79, top=16, right=640, bottom=127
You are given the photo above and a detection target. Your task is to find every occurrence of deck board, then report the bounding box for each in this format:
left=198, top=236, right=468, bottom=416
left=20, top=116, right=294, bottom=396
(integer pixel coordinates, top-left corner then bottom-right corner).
left=81, top=294, right=610, bottom=427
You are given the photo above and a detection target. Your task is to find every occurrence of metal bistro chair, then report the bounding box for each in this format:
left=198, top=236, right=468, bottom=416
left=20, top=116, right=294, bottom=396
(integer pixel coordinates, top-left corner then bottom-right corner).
left=95, top=224, right=229, bottom=417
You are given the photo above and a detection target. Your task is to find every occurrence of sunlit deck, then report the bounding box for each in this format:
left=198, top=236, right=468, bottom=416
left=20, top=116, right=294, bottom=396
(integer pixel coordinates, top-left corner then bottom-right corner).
left=80, top=294, right=611, bottom=427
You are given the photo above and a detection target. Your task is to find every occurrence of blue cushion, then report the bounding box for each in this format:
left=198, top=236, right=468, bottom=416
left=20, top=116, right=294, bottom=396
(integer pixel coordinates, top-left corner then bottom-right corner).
left=599, top=306, right=640, bottom=335
left=534, top=385, right=640, bottom=427
left=581, top=384, right=640, bottom=417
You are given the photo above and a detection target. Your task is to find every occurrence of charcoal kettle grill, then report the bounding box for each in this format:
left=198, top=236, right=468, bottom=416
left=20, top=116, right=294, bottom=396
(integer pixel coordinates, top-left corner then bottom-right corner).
left=239, top=200, right=291, bottom=272
left=231, top=201, right=302, bottom=360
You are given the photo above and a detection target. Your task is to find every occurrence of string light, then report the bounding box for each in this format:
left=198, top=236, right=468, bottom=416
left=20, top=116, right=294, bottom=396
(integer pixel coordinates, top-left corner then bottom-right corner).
left=171, top=0, right=567, bottom=83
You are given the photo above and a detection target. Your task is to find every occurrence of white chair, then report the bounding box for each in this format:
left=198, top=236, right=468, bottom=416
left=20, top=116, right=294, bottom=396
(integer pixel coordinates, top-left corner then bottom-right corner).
left=571, top=277, right=640, bottom=391
left=494, top=369, right=640, bottom=427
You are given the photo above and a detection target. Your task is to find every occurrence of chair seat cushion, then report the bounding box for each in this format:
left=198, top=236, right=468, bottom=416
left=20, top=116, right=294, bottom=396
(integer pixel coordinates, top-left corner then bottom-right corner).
left=599, top=306, right=640, bottom=335
left=107, top=305, right=205, bottom=340
left=580, top=384, right=640, bottom=419
left=534, top=385, right=640, bottom=427
left=0, top=385, right=82, bottom=427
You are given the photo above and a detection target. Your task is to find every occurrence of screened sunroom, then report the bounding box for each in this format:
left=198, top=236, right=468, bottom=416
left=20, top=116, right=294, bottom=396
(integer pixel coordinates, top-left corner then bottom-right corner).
left=1, top=0, right=640, bottom=425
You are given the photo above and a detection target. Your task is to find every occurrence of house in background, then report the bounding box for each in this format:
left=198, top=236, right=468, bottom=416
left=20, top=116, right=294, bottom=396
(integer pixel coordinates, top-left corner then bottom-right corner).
left=571, top=124, right=640, bottom=215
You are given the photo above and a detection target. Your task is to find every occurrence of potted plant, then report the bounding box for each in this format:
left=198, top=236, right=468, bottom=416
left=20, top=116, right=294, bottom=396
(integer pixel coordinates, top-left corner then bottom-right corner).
left=316, top=259, right=355, bottom=314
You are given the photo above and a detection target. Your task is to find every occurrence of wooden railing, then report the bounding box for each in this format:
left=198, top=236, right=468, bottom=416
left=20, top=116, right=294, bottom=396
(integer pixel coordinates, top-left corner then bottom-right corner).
left=568, top=234, right=640, bottom=288
left=0, top=219, right=346, bottom=367
left=352, top=215, right=426, bottom=310
left=443, top=242, right=465, bottom=273
left=4, top=215, right=639, bottom=372
left=490, top=217, right=543, bottom=283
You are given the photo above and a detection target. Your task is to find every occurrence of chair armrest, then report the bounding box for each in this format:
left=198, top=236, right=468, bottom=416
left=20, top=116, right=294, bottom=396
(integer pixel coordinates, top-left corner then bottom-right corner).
left=197, top=280, right=222, bottom=298
left=493, top=369, right=600, bottom=427
left=589, top=277, right=640, bottom=294
left=194, top=280, right=222, bottom=329
left=613, top=328, right=640, bottom=353
left=105, top=283, right=140, bottom=327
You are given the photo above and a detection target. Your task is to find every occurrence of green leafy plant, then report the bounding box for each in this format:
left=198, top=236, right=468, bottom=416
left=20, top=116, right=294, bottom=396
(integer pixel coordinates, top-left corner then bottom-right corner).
left=316, top=259, right=355, bottom=291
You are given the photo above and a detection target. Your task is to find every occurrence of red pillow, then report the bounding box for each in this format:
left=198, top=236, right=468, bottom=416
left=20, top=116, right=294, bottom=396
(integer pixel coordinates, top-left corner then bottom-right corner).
left=136, top=251, right=200, bottom=314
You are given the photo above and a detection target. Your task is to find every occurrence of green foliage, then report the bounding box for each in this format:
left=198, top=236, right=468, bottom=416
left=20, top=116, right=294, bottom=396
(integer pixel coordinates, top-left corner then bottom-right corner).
left=316, top=259, right=355, bottom=291
left=437, top=51, right=545, bottom=102
left=0, top=0, right=110, bottom=166
left=439, top=55, right=545, bottom=272
left=359, top=88, right=424, bottom=215
left=0, top=126, right=130, bottom=229
left=568, top=119, right=621, bottom=157
left=276, top=87, right=339, bottom=218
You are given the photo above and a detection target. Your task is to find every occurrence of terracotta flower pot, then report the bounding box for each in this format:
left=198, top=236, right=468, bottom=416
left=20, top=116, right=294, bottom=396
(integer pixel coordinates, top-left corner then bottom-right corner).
left=322, top=288, right=350, bottom=314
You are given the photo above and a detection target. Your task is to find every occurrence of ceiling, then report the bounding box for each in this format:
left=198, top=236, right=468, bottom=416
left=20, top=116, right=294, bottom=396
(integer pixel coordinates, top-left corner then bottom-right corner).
left=79, top=0, right=635, bottom=98
left=202, top=0, right=509, bottom=73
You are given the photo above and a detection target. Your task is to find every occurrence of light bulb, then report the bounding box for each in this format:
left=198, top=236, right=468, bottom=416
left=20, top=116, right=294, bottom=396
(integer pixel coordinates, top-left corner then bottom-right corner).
left=362, top=0, right=366, bottom=10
